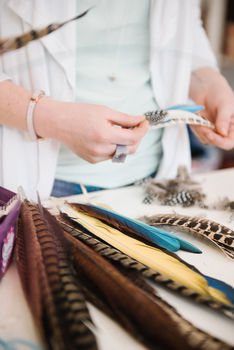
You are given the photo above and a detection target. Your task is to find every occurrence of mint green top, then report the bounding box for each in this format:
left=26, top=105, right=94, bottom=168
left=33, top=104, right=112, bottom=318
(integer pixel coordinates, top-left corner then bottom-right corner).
left=55, top=0, right=163, bottom=188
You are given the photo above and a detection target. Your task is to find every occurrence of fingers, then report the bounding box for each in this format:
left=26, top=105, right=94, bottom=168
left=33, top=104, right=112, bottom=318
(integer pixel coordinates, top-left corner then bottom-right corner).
left=82, top=120, right=149, bottom=163
left=108, top=110, right=146, bottom=127
left=191, top=121, right=234, bottom=150
left=215, top=104, right=234, bottom=137
left=111, top=119, right=149, bottom=145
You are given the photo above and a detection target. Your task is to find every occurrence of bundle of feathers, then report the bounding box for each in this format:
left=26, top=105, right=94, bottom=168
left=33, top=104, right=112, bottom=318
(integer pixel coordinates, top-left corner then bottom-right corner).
left=10, top=198, right=234, bottom=350
left=142, top=166, right=207, bottom=207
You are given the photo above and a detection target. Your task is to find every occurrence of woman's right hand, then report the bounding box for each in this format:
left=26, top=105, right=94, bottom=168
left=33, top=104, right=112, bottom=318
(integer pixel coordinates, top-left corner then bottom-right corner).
left=34, top=99, right=149, bottom=163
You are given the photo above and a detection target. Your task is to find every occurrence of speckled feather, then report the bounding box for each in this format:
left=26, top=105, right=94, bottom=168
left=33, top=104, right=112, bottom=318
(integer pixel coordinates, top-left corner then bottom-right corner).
left=142, top=214, right=234, bottom=260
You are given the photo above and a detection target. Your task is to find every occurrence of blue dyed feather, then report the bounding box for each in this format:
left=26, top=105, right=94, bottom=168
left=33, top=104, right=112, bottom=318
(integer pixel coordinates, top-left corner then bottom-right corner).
left=167, top=105, right=204, bottom=113
left=71, top=203, right=202, bottom=254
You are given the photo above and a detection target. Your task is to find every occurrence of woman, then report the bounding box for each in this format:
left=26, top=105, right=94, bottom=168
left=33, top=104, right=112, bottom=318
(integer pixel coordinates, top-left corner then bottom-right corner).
left=0, top=0, right=233, bottom=200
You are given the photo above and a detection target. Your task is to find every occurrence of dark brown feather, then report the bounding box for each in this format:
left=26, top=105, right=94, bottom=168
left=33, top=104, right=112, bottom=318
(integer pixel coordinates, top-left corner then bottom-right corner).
left=16, top=201, right=97, bottom=350
left=58, top=214, right=234, bottom=319
left=62, top=222, right=194, bottom=350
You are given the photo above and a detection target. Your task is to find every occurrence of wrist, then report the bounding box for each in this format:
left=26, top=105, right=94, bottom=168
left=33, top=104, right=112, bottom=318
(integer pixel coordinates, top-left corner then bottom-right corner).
left=33, top=97, right=63, bottom=140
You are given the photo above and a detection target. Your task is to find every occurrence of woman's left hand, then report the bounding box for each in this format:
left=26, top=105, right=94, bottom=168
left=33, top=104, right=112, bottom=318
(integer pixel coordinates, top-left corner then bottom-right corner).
left=189, top=67, right=234, bottom=150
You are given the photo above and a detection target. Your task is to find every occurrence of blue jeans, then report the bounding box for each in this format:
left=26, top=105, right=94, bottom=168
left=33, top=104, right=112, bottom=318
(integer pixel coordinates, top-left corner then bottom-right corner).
left=51, top=179, right=105, bottom=197
left=51, top=170, right=157, bottom=197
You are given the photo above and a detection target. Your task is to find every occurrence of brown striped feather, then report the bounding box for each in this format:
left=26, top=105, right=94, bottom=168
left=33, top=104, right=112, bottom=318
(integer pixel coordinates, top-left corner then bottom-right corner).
left=123, top=269, right=233, bottom=350
left=0, top=10, right=90, bottom=55
left=58, top=213, right=234, bottom=319
left=141, top=214, right=234, bottom=259
left=64, top=226, right=192, bottom=350
left=16, top=201, right=97, bottom=350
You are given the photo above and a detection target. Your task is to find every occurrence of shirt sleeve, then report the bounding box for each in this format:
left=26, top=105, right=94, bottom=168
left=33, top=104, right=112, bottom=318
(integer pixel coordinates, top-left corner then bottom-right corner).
left=191, top=1, right=219, bottom=72
left=0, top=71, right=12, bottom=83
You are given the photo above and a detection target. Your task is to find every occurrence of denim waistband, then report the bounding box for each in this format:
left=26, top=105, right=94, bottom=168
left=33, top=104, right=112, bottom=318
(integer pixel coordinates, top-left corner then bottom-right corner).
left=51, top=179, right=105, bottom=197
left=51, top=169, right=157, bottom=198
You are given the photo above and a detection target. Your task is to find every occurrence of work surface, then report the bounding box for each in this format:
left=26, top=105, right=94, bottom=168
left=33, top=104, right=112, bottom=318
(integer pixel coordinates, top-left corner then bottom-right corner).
left=0, top=168, right=234, bottom=349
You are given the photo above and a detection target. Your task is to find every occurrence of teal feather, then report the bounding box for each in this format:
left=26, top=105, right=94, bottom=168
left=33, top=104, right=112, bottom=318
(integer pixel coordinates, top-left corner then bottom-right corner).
left=69, top=203, right=202, bottom=254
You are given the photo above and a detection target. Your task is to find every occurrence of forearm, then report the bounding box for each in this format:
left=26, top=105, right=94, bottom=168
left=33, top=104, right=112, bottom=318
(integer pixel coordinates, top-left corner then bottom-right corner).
left=0, top=80, right=148, bottom=162
left=0, top=80, right=59, bottom=139
left=0, top=80, right=31, bottom=131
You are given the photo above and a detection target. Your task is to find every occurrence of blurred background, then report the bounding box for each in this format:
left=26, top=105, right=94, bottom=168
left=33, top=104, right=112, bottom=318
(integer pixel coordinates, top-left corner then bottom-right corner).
left=190, top=0, right=234, bottom=173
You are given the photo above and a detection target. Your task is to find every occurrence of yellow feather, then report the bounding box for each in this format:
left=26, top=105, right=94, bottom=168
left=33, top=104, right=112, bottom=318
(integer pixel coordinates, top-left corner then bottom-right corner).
left=62, top=205, right=233, bottom=308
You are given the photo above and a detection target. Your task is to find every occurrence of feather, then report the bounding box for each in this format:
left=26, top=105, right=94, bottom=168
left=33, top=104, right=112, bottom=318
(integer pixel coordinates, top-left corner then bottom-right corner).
left=58, top=215, right=234, bottom=318
left=142, top=166, right=207, bottom=208
left=122, top=269, right=233, bottom=350
left=60, top=204, right=234, bottom=310
left=68, top=203, right=201, bottom=253
left=0, top=9, right=90, bottom=55
left=62, top=223, right=233, bottom=350
left=145, top=109, right=214, bottom=130
left=63, top=225, right=192, bottom=350
left=15, top=200, right=97, bottom=350
left=141, top=214, right=234, bottom=259
left=167, top=105, right=205, bottom=113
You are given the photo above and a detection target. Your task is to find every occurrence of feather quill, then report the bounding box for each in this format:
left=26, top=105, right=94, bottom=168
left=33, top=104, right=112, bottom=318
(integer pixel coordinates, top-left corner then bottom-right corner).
left=60, top=204, right=234, bottom=310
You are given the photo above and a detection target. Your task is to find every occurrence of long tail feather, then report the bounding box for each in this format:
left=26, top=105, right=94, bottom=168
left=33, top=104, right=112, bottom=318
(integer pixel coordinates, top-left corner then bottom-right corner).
left=58, top=213, right=234, bottom=319
left=0, top=9, right=90, bottom=55
left=62, top=224, right=192, bottom=350
left=16, top=201, right=97, bottom=350
left=61, top=218, right=233, bottom=349
left=123, top=269, right=233, bottom=350
left=141, top=213, right=234, bottom=259
left=69, top=203, right=201, bottom=253
left=65, top=204, right=234, bottom=309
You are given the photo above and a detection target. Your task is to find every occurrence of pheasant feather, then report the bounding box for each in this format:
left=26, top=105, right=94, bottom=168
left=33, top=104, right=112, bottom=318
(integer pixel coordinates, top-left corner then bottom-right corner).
left=61, top=203, right=234, bottom=311
left=58, top=214, right=234, bottom=318
left=141, top=213, right=234, bottom=259
left=64, top=226, right=191, bottom=350
left=61, top=222, right=233, bottom=350
left=15, top=201, right=97, bottom=350
left=0, top=10, right=90, bottom=55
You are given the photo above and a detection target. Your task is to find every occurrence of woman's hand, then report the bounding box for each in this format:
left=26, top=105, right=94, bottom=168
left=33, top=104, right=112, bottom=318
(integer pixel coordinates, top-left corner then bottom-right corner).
left=35, top=100, right=149, bottom=163
left=189, top=67, right=234, bottom=150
